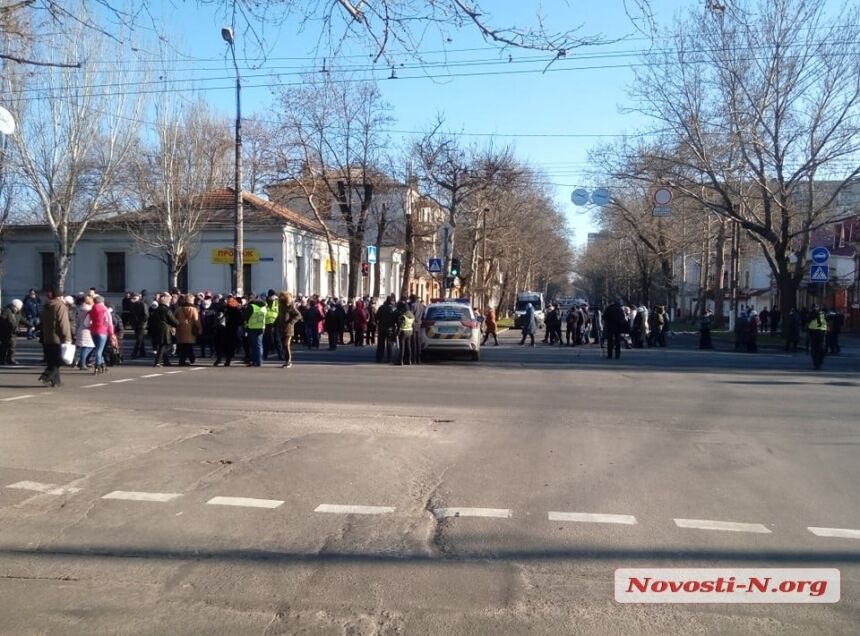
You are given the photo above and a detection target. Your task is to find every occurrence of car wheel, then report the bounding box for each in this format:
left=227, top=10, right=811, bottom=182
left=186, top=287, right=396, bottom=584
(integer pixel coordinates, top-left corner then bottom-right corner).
left=471, top=351, right=480, bottom=362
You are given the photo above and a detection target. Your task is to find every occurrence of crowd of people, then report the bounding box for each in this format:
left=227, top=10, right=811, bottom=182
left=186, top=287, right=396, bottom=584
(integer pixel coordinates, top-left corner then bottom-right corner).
left=518, top=300, right=671, bottom=354
left=698, top=304, right=844, bottom=369
left=0, top=287, right=853, bottom=384
left=0, top=287, right=434, bottom=387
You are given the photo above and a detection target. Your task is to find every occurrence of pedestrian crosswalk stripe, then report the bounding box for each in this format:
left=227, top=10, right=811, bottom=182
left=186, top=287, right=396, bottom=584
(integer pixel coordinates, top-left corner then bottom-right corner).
left=674, top=518, right=771, bottom=533
left=549, top=511, right=637, bottom=525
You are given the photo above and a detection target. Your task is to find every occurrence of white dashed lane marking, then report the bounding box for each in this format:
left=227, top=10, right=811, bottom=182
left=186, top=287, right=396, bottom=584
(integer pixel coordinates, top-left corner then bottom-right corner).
left=6, top=481, right=81, bottom=495
left=808, top=527, right=860, bottom=540
left=1, top=395, right=35, bottom=402
left=189, top=367, right=207, bottom=371
left=141, top=373, right=163, bottom=378
left=315, top=504, right=395, bottom=515
left=433, top=507, right=512, bottom=519
left=82, top=383, right=107, bottom=388
left=102, top=491, right=182, bottom=503
left=674, top=518, right=772, bottom=534
left=549, top=511, right=638, bottom=525
left=165, top=370, right=184, bottom=375
left=206, top=496, right=284, bottom=509
left=111, top=378, right=134, bottom=384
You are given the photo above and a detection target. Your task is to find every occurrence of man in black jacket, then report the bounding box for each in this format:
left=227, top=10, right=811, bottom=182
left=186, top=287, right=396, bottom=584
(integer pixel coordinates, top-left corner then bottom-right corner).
left=152, top=294, right=179, bottom=367
left=603, top=299, right=629, bottom=360
left=129, top=293, right=149, bottom=358
left=375, top=295, right=397, bottom=363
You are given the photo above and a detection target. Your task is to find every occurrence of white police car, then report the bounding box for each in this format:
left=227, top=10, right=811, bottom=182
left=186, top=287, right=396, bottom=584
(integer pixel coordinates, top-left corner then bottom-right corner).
left=419, top=301, right=482, bottom=361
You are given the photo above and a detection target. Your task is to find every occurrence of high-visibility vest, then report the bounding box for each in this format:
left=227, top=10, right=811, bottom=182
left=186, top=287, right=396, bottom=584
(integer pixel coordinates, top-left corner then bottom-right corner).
left=807, top=312, right=827, bottom=332
left=399, top=313, right=415, bottom=333
left=246, top=304, right=266, bottom=330
left=265, top=301, right=279, bottom=325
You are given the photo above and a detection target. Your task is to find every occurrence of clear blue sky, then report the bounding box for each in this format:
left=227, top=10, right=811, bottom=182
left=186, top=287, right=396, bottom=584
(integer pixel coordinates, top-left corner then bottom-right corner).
left=123, top=1, right=695, bottom=244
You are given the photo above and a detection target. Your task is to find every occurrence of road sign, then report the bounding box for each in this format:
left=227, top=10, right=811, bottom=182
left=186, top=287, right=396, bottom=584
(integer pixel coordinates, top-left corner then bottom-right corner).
left=0, top=106, right=15, bottom=135
left=571, top=188, right=589, bottom=206
left=810, top=265, right=829, bottom=282
left=653, top=205, right=672, bottom=217
left=653, top=187, right=673, bottom=206
left=591, top=188, right=610, bottom=206
left=366, top=245, right=378, bottom=264
left=428, top=258, right=443, bottom=274
left=811, top=246, right=830, bottom=265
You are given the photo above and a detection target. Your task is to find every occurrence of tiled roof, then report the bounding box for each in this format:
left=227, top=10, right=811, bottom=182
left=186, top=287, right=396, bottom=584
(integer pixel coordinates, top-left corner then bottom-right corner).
left=199, top=187, right=327, bottom=235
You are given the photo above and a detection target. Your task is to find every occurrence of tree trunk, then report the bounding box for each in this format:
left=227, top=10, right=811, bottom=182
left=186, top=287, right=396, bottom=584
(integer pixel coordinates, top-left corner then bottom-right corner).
left=55, top=251, right=72, bottom=296
left=348, top=236, right=364, bottom=300
left=400, top=209, right=413, bottom=299
left=713, top=219, right=727, bottom=326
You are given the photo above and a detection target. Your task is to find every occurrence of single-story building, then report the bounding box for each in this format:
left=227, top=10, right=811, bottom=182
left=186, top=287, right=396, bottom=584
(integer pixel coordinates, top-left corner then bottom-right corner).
left=0, top=188, right=404, bottom=303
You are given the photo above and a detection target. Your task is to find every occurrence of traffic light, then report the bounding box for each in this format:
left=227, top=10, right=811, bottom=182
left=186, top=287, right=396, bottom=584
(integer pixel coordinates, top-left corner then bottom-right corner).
left=450, top=257, right=461, bottom=277
left=361, top=262, right=369, bottom=276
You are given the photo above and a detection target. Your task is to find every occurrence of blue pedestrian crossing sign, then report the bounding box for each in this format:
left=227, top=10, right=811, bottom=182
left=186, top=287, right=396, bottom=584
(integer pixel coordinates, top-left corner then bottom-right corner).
left=810, top=265, right=829, bottom=282
left=428, top=258, right=443, bottom=274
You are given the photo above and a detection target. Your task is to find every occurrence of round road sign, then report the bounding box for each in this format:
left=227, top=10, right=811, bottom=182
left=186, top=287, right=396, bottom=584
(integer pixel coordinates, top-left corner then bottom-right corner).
left=571, top=188, right=589, bottom=206
left=591, top=187, right=610, bottom=206
left=811, top=246, right=830, bottom=264
left=653, top=187, right=673, bottom=206
left=0, top=106, right=15, bottom=135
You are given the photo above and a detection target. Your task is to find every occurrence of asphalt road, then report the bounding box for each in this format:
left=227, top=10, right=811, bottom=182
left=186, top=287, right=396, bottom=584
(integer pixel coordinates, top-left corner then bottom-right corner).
left=0, top=332, right=858, bottom=634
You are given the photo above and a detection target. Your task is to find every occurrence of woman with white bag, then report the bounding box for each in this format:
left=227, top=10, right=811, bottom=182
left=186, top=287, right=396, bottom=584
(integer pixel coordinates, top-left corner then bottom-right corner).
left=39, top=295, right=72, bottom=388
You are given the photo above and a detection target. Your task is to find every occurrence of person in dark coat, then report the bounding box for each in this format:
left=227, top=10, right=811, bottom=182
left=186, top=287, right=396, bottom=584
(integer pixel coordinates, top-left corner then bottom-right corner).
left=603, top=299, right=628, bottom=360
left=151, top=294, right=179, bottom=367
left=128, top=293, right=149, bottom=358
left=38, top=295, right=72, bottom=387
left=0, top=299, right=27, bottom=365
left=519, top=303, right=537, bottom=347
left=699, top=309, right=714, bottom=349
left=825, top=310, right=843, bottom=355
left=783, top=308, right=801, bottom=353
left=324, top=303, right=341, bottom=350
left=375, top=295, right=397, bottom=363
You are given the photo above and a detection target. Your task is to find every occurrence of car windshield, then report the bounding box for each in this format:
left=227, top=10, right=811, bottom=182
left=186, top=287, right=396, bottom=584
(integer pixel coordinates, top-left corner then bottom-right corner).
left=425, top=306, right=470, bottom=321
left=516, top=300, right=541, bottom=312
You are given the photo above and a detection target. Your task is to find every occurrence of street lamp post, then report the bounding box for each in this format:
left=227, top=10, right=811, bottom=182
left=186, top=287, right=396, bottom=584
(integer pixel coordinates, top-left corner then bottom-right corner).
left=222, top=27, right=244, bottom=296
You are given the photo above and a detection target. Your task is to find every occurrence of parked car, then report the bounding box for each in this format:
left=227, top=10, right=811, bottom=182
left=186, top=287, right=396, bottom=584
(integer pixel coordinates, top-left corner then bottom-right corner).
left=419, top=301, right=481, bottom=361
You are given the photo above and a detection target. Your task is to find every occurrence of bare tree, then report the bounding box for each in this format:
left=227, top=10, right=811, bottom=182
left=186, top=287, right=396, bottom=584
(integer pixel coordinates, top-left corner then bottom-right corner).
left=272, top=77, right=393, bottom=299
left=632, top=0, right=860, bottom=316
left=5, top=24, right=143, bottom=294
left=198, top=0, right=632, bottom=63
left=125, top=97, right=232, bottom=289
left=415, top=127, right=520, bottom=289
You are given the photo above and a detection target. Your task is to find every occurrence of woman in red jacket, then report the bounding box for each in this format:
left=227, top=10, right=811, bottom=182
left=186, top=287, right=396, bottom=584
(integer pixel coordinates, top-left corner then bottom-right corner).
left=88, top=295, right=114, bottom=374
left=353, top=300, right=369, bottom=346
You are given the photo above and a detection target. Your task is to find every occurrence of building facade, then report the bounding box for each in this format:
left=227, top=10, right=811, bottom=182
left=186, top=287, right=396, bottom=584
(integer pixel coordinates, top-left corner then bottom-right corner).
left=0, top=188, right=404, bottom=303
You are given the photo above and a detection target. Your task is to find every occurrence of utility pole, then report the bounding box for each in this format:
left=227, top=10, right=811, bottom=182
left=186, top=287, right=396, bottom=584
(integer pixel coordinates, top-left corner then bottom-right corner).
left=222, top=27, right=244, bottom=296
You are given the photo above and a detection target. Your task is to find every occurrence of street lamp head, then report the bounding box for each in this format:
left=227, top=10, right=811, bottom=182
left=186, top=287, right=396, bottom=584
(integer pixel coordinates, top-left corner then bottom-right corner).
left=221, top=27, right=234, bottom=45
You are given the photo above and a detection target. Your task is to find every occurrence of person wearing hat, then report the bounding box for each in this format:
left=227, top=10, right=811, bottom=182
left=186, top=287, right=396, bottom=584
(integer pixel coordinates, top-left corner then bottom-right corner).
left=151, top=293, right=179, bottom=367
left=0, top=299, right=28, bottom=365
left=128, top=292, right=149, bottom=358
left=38, top=293, right=72, bottom=387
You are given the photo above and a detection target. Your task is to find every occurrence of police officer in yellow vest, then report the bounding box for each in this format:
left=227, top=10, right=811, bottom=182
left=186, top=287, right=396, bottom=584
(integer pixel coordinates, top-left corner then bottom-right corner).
left=395, top=300, right=415, bottom=366
left=243, top=294, right=268, bottom=366
left=807, top=305, right=827, bottom=370
left=263, top=293, right=280, bottom=361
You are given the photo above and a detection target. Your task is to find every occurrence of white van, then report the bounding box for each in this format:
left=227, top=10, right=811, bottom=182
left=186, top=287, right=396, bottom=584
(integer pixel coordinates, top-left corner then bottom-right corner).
left=514, top=291, right=545, bottom=329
